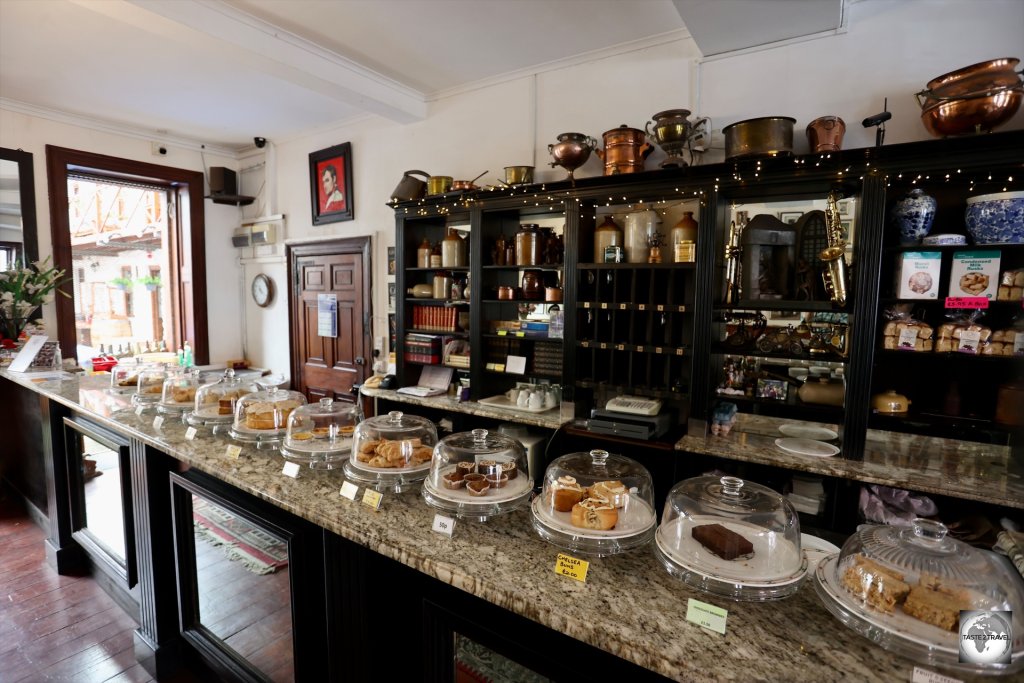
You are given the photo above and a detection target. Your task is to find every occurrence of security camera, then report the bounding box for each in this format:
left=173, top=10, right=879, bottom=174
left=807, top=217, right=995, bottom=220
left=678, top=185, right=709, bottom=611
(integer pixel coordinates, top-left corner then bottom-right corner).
left=254, top=137, right=267, bottom=149
left=862, top=111, right=892, bottom=127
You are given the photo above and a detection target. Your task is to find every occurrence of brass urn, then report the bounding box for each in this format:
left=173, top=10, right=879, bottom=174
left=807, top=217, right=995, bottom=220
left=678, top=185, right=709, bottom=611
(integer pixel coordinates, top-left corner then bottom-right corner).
left=548, top=132, right=597, bottom=181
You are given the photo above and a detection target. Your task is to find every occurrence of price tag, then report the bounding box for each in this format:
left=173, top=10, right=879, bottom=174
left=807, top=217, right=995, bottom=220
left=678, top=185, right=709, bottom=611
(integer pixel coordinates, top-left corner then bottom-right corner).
left=514, top=331, right=525, bottom=338
left=554, top=553, right=589, bottom=582
left=362, top=488, right=383, bottom=510
left=135, top=406, right=144, bottom=416
left=957, top=329, right=981, bottom=353
left=497, top=330, right=507, bottom=336
left=339, top=481, right=359, bottom=500
left=898, top=328, right=918, bottom=350
left=281, top=461, right=301, bottom=478
left=225, top=445, right=242, bottom=460
left=432, top=514, right=456, bottom=537
left=185, top=426, right=198, bottom=440
left=945, top=296, right=989, bottom=309
left=912, top=667, right=962, bottom=683
left=1015, top=332, right=1024, bottom=355
left=685, top=598, right=728, bottom=635
left=152, top=416, right=164, bottom=430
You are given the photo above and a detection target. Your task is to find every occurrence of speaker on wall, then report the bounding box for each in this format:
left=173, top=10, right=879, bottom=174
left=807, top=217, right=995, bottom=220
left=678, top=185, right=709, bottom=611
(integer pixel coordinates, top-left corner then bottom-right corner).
left=208, top=167, right=238, bottom=196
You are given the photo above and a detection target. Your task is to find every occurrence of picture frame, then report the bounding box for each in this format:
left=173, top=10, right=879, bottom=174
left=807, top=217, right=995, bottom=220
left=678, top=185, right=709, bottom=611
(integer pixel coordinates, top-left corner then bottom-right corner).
left=838, top=201, right=851, bottom=216
left=840, top=219, right=853, bottom=241
left=756, top=378, right=788, bottom=401
left=309, top=142, right=353, bottom=225
left=779, top=211, right=803, bottom=225
left=387, top=282, right=396, bottom=312
left=387, top=246, right=396, bottom=275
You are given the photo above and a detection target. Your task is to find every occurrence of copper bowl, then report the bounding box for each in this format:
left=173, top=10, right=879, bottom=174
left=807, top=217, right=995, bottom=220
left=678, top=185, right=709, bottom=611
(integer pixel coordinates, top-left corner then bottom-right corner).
left=916, top=58, right=1023, bottom=137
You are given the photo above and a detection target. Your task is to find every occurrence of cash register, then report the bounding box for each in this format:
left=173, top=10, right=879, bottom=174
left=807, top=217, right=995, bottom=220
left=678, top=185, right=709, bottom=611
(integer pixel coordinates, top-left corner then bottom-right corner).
left=586, top=396, right=673, bottom=440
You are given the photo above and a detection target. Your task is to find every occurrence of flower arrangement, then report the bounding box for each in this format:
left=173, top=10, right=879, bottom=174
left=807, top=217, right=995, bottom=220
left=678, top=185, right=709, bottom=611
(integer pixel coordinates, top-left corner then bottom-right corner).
left=136, top=275, right=161, bottom=290
left=0, top=257, right=68, bottom=343
left=109, top=276, right=133, bottom=290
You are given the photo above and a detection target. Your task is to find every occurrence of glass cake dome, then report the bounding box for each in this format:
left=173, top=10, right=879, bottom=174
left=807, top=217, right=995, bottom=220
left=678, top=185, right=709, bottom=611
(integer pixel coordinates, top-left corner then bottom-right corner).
left=343, top=410, right=436, bottom=492
left=157, top=368, right=202, bottom=415
left=531, top=449, right=656, bottom=557
left=109, top=358, right=148, bottom=394
left=281, top=397, right=359, bottom=470
left=814, top=519, right=1023, bottom=675
left=131, top=363, right=171, bottom=408
left=228, top=387, right=306, bottom=449
left=186, top=368, right=260, bottom=432
left=654, top=475, right=806, bottom=601
left=422, top=428, right=530, bottom=521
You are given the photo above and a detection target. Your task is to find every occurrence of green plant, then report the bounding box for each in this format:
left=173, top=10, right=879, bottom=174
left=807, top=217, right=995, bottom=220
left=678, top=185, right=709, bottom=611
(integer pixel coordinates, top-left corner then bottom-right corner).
left=136, top=275, right=161, bottom=287
left=110, top=276, right=133, bottom=289
left=0, top=256, right=69, bottom=341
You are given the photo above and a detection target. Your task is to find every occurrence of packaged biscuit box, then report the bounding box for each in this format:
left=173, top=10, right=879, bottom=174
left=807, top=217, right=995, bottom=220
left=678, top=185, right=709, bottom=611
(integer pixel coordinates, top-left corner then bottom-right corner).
left=949, top=251, right=1000, bottom=300
left=895, top=251, right=941, bottom=299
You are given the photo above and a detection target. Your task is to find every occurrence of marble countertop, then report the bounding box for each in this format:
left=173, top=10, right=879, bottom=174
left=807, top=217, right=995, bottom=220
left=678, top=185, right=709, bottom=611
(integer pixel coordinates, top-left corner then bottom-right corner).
left=2, top=371, right=1000, bottom=682
left=677, top=414, right=1024, bottom=510
left=361, top=386, right=572, bottom=430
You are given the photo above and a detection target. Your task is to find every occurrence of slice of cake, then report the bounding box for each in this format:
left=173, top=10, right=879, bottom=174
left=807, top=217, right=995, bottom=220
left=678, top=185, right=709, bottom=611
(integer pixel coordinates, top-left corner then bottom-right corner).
left=692, top=523, right=754, bottom=561
left=903, top=577, right=971, bottom=631
left=840, top=555, right=910, bottom=613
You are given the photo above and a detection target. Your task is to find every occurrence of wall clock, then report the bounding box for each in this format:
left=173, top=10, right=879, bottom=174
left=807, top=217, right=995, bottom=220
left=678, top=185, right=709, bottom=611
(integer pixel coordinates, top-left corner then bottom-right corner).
left=251, top=273, right=274, bottom=307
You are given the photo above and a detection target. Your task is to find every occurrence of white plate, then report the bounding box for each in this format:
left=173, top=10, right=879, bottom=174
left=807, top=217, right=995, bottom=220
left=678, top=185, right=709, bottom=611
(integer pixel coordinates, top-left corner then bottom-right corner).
left=801, top=533, right=840, bottom=570
left=775, top=437, right=839, bottom=457
left=656, top=517, right=806, bottom=585
left=191, top=405, right=233, bottom=420
left=424, top=469, right=532, bottom=505
left=283, top=436, right=353, bottom=453
left=531, top=495, right=656, bottom=540
left=779, top=424, right=838, bottom=441
left=230, top=422, right=285, bottom=436
left=346, top=454, right=430, bottom=475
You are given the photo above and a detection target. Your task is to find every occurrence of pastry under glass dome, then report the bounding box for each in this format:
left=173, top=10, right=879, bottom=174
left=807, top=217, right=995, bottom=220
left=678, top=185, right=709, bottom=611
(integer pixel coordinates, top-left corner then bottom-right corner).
left=654, top=475, right=807, bottom=600
left=157, top=368, right=202, bottom=415
left=531, top=449, right=656, bottom=557
left=109, top=358, right=148, bottom=394
left=280, top=397, right=359, bottom=469
left=228, top=387, right=306, bottom=449
left=814, top=518, right=1023, bottom=675
left=422, top=428, right=531, bottom=521
left=342, top=410, right=436, bottom=492
left=131, top=364, right=171, bottom=408
left=186, top=369, right=259, bottom=432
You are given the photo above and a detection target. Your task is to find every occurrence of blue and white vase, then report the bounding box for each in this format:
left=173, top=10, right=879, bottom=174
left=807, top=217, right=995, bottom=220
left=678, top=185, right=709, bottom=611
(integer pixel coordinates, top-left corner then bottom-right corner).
left=890, top=188, right=937, bottom=245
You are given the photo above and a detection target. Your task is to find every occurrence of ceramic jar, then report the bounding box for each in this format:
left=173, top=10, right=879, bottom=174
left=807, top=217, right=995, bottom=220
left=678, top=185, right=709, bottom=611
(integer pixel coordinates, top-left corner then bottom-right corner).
left=593, top=216, right=623, bottom=263
left=521, top=270, right=542, bottom=300
left=441, top=230, right=466, bottom=267
left=416, top=237, right=432, bottom=268
left=624, top=209, right=660, bottom=263
left=515, top=224, right=542, bottom=266
left=889, top=188, right=937, bottom=245
left=671, top=211, right=698, bottom=245
left=407, top=284, right=433, bottom=298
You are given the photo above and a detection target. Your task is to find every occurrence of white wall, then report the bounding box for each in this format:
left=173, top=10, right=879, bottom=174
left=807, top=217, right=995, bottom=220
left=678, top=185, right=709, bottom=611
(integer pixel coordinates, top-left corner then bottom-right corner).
left=0, top=107, right=244, bottom=362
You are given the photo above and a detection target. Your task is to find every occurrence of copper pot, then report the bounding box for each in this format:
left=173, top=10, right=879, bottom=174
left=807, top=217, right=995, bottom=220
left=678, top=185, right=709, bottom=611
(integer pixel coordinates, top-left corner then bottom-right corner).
left=916, top=58, right=1023, bottom=137
left=504, top=166, right=534, bottom=185
left=595, top=125, right=652, bottom=175
left=723, top=117, right=796, bottom=160
left=427, top=175, right=453, bottom=195
left=497, top=286, right=517, bottom=300
left=806, top=116, right=846, bottom=152
left=548, top=132, right=597, bottom=180
left=452, top=171, right=487, bottom=192
left=544, top=286, right=563, bottom=302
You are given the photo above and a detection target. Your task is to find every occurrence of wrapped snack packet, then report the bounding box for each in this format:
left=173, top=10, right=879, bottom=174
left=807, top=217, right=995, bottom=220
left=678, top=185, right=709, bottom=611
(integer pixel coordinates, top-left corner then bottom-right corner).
left=934, top=310, right=990, bottom=355
left=880, top=308, right=933, bottom=352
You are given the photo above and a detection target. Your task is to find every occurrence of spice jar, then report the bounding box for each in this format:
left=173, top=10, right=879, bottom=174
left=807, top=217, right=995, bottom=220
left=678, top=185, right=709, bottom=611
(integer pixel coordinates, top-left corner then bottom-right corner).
left=416, top=237, right=431, bottom=268
left=515, top=224, right=542, bottom=266
left=593, top=216, right=623, bottom=263
left=441, top=229, right=466, bottom=267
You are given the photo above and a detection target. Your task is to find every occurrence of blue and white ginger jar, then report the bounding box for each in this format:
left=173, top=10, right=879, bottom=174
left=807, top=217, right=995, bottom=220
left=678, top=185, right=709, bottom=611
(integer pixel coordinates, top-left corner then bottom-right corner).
left=889, top=188, right=937, bottom=246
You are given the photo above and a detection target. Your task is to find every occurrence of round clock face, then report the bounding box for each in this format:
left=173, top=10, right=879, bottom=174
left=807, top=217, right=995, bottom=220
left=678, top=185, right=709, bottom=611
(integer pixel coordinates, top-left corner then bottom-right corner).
left=251, top=274, right=273, bottom=307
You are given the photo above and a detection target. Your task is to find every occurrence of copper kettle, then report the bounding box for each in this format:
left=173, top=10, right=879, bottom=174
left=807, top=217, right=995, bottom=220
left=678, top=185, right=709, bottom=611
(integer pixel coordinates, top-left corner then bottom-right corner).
left=596, top=125, right=652, bottom=175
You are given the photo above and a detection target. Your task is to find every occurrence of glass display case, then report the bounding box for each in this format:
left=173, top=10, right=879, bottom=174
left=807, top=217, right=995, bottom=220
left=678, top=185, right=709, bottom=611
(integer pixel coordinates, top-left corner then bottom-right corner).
left=228, top=387, right=306, bottom=449
left=531, top=449, right=656, bottom=557
left=343, top=410, right=436, bottom=492
left=280, top=397, right=359, bottom=469
left=131, top=363, right=170, bottom=408
left=421, top=428, right=530, bottom=521
left=814, top=518, right=1023, bottom=675
left=186, top=368, right=260, bottom=433
left=109, top=358, right=146, bottom=394
left=157, top=367, right=202, bottom=416
left=654, top=475, right=807, bottom=600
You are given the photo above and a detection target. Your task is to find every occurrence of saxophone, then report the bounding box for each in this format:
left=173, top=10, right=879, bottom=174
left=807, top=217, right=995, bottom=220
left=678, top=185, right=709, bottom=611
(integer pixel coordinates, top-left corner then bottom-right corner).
left=820, top=191, right=849, bottom=306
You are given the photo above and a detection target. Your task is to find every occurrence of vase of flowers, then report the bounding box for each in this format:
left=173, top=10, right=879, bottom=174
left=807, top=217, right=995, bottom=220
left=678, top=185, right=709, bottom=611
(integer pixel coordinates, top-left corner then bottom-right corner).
left=0, top=257, right=68, bottom=344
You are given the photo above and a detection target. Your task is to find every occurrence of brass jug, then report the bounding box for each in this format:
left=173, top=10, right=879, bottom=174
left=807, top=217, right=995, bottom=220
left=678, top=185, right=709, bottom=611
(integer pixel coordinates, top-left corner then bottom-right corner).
left=595, top=125, right=652, bottom=175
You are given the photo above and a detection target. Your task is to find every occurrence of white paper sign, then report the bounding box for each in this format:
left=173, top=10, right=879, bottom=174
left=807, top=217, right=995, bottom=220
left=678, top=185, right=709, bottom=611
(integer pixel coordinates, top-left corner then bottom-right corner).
left=432, top=514, right=456, bottom=537
left=185, top=427, right=198, bottom=440
left=8, top=335, right=48, bottom=373
left=339, top=481, right=359, bottom=500
left=317, top=294, right=338, bottom=338
left=282, top=461, right=301, bottom=478
left=912, top=667, right=962, bottom=683
left=505, top=355, right=527, bottom=374
left=152, top=416, right=164, bottom=430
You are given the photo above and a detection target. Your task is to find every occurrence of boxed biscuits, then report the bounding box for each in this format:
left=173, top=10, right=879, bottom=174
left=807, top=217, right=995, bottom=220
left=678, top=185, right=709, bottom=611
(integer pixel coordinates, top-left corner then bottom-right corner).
left=949, top=251, right=1000, bottom=299
left=895, top=251, right=941, bottom=299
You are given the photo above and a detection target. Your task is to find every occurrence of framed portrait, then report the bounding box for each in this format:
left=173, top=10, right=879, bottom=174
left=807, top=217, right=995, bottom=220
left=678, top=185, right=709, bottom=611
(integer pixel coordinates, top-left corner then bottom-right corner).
left=838, top=201, right=851, bottom=216
left=309, top=142, right=353, bottom=225
left=779, top=211, right=802, bottom=225
left=387, top=246, right=396, bottom=275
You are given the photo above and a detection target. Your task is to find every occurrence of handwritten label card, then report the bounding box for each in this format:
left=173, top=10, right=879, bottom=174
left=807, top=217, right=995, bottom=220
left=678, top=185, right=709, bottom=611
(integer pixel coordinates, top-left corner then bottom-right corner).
left=554, top=553, right=589, bottom=582
left=152, top=416, right=164, bottom=430
left=362, top=489, right=383, bottom=510
left=225, top=445, right=242, bottom=460
left=685, top=598, right=728, bottom=635
left=339, top=481, right=359, bottom=500
left=282, top=461, right=301, bottom=478
left=135, top=406, right=145, bottom=416
left=185, top=427, right=198, bottom=441
left=432, top=514, right=456, bottom=537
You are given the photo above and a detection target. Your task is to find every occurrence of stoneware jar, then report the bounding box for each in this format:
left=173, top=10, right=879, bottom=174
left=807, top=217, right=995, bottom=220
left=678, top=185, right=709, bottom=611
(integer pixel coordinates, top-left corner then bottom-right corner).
left=889, top=188, right=937, bottom=245
left=593, top=215, right=623, bottom=263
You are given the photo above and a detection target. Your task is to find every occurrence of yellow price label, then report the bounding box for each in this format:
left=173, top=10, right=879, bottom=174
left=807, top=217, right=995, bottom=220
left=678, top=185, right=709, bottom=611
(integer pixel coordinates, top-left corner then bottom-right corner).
left=497, top=330, right=507, bottom=336
left=225, top=445, right=242, bottom=460
left=515, top=331, right=525, bottom=337
left=554, top=553, right=589, bottom=582
left=362, top=489, right=383, bottom=510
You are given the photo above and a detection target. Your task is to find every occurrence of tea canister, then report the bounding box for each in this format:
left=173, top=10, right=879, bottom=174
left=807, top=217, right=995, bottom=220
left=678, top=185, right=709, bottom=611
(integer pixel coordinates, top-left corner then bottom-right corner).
left=593, top=216, right=623, bottom=263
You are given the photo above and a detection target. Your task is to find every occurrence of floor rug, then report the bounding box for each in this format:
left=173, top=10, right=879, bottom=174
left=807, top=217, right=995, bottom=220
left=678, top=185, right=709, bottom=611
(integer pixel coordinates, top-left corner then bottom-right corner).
left=192, top=497, right=288, bottom=575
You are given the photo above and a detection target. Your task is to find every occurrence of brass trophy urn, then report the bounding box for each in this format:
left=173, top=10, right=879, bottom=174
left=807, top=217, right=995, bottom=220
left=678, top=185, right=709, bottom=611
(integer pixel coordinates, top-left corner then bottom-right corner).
left=548, top=132, right=597, bottom=181
left=645, top=109, right=709, bottom=168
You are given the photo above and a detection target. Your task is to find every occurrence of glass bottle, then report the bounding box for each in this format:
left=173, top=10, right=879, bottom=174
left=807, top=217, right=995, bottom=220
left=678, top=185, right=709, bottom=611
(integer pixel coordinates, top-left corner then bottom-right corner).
left=416, top=237, right=431, bottom=268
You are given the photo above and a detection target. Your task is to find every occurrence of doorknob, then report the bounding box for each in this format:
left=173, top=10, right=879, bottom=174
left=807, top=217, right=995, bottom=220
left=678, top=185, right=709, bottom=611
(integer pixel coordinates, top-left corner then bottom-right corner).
left=355, top=356, right=365, bottom=365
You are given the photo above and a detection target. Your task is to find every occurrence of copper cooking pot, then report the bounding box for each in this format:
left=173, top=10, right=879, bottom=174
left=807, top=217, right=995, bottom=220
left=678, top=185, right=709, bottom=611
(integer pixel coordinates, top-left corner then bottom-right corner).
left=916, top=58, right=1023, bottom=137
left=596, top=124, right=652, bottom=175
left=452, top=171, right=488, bottom=192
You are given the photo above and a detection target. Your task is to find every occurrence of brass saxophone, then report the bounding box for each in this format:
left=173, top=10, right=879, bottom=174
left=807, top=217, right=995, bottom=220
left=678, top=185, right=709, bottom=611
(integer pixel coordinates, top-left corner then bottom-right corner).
left=820, top=191, right=849, bottom=306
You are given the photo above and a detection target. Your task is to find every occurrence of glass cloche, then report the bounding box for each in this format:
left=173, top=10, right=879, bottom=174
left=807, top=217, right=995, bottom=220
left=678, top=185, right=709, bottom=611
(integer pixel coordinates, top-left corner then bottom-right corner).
left=814, top=518, right=1023, bottom=675
left=281, top=397, right=359, bottom=470
left=157, top=368, right=202, bottom=415
left=186, top=368, right=259, bottom=432
left=422, top=428, right=531, bottom=521
left=342, top=410, right=436, bottom=492
left=109, top=357, right=147, bottom=394
left=654, top=475, right=807, bottom=600
left=531, top=449, right=656, bottom=557
left=131, top=363, right=171, bottom=408
left=228, top=387, right=306, bottom=449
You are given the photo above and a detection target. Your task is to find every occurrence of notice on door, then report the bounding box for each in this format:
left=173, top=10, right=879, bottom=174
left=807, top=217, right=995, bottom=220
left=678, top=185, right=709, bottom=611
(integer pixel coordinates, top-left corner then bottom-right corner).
left=317, top=294, right=338, bottom=337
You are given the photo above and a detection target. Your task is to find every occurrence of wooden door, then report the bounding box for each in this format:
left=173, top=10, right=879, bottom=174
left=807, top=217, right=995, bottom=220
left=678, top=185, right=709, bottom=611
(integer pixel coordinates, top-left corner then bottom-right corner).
left=288, top=238, right=372, bottom=404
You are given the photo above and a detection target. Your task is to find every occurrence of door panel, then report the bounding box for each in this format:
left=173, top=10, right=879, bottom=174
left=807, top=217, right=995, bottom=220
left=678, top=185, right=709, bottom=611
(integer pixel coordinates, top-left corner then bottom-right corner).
left=288, top=239, right=372, bottom=405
